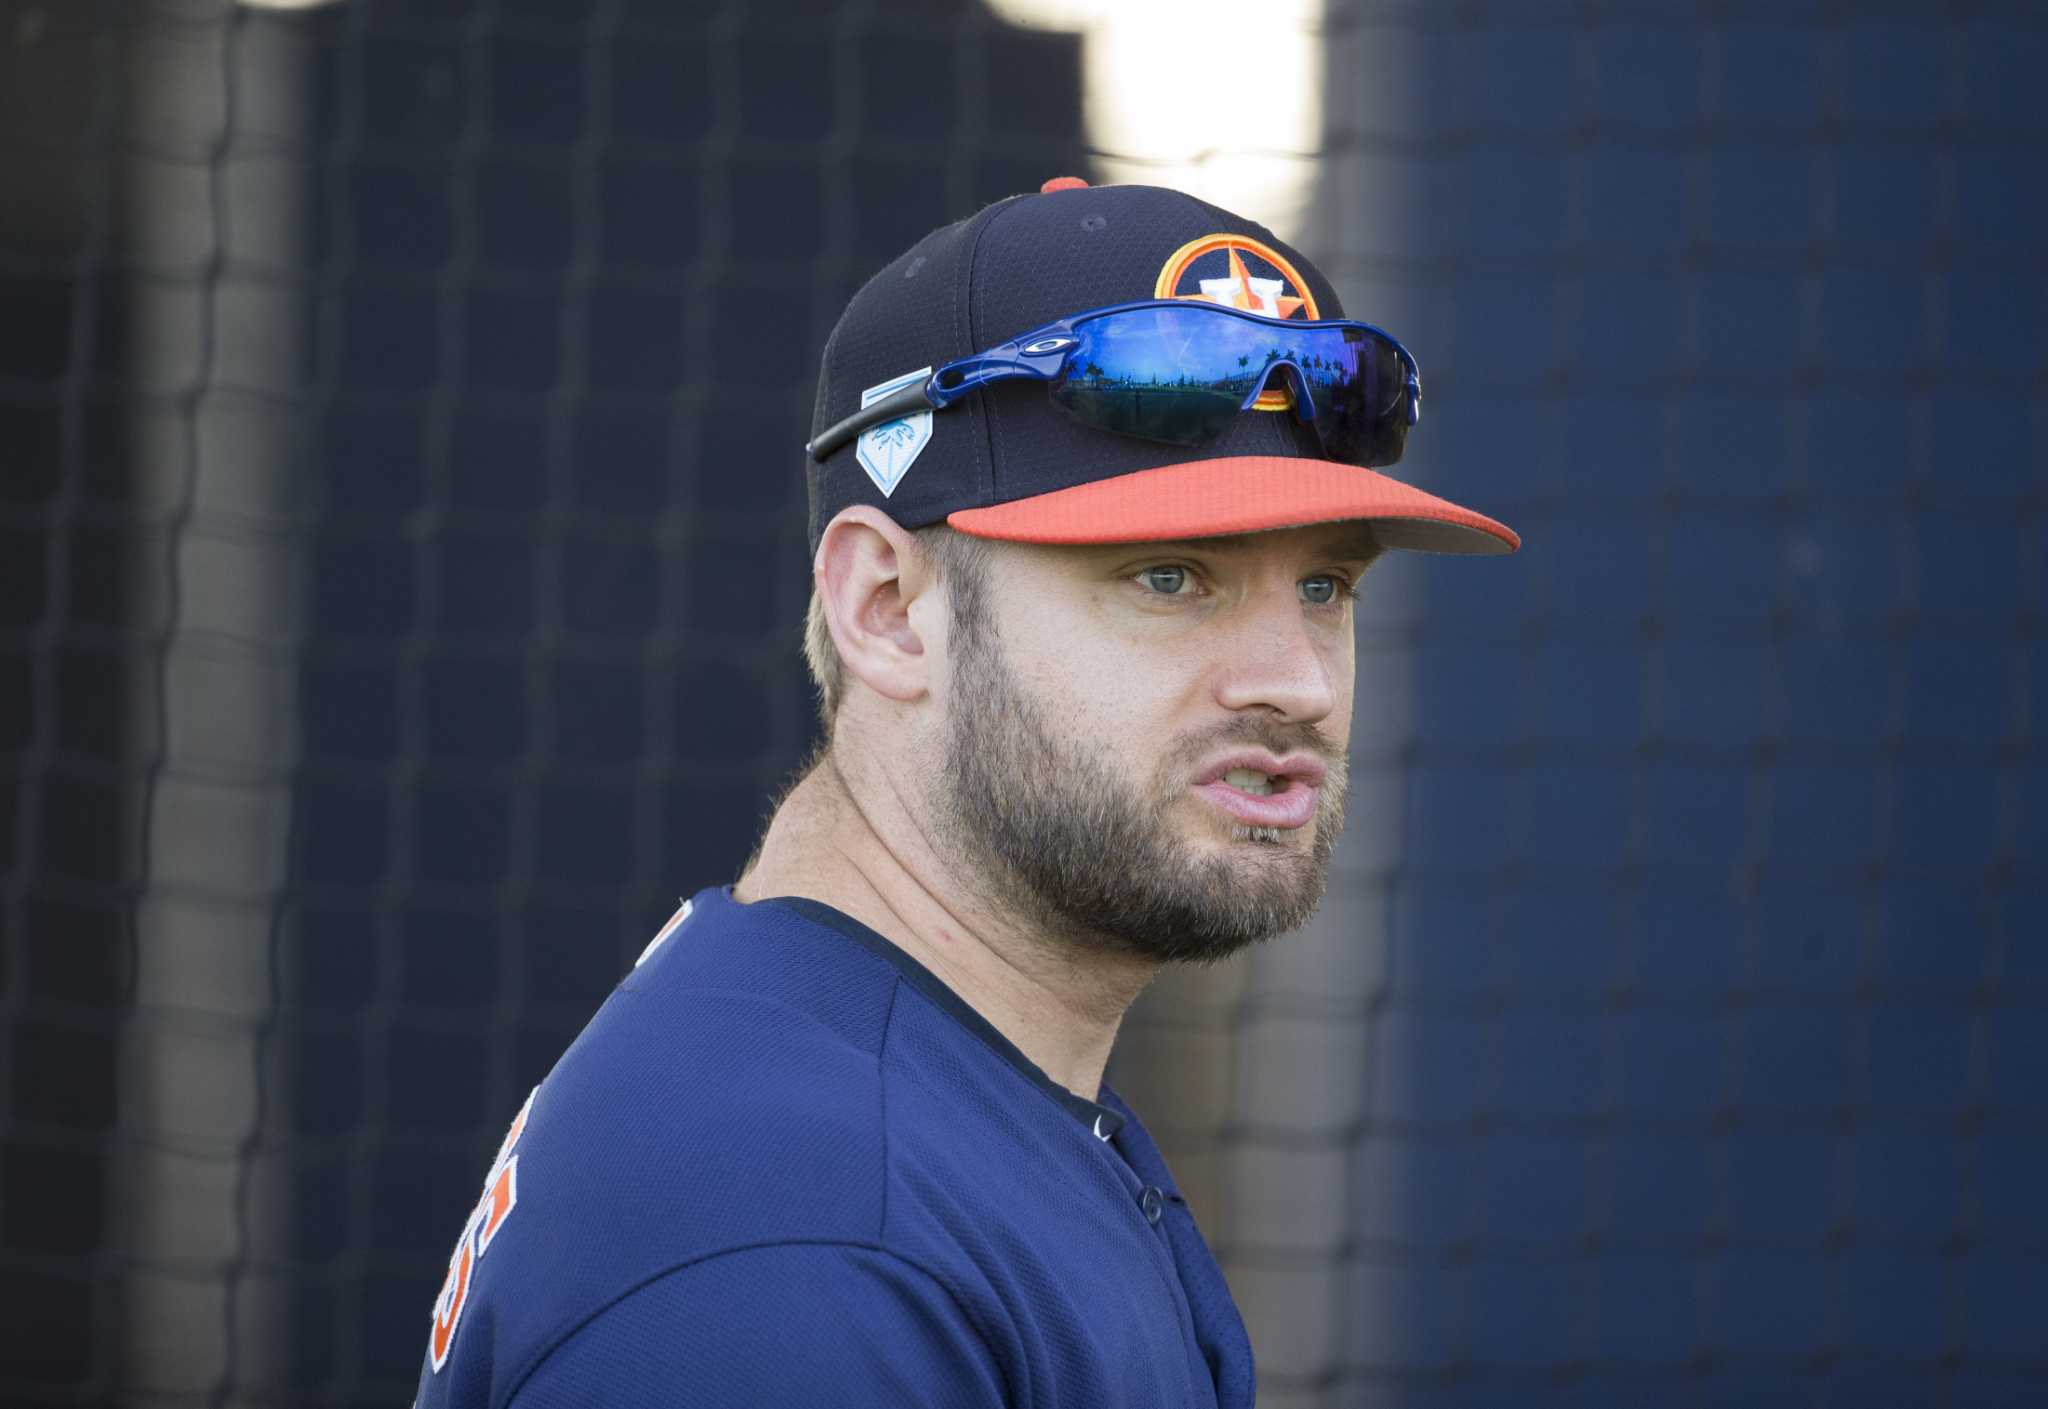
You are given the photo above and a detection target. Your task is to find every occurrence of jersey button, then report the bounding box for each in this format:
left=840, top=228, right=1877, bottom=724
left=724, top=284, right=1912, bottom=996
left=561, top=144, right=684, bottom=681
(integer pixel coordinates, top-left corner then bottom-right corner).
left=1140, top=1187, right=1164, bottom=1226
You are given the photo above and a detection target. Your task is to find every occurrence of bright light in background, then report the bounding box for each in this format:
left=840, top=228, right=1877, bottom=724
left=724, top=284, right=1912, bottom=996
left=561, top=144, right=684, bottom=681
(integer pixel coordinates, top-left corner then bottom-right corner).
left=986, top=0, right=1324, bottom=242
left=987, top=0, right=1409, bottom=1394
left=123, top=5, right=317, bottom=1398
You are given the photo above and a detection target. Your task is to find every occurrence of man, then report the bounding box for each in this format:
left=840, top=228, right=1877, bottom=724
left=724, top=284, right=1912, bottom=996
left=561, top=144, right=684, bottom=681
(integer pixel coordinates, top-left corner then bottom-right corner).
left=414, top=178, right=1516, bottom=1407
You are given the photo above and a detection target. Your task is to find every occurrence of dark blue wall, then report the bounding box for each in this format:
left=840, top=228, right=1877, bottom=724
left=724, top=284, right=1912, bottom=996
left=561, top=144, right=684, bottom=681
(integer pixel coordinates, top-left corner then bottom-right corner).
left=1381, top=9, right=2043, bottom=1405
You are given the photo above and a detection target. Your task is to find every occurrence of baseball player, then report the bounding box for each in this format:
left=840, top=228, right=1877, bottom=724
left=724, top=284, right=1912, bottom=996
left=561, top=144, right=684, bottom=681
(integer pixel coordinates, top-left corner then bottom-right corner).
left=414, top=178, right=1516, bottom=1407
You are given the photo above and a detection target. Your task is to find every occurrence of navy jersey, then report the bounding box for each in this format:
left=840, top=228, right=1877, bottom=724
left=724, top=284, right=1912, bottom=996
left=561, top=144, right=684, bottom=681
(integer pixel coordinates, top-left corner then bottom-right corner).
left=413, top=886, right=1256, bottom=1407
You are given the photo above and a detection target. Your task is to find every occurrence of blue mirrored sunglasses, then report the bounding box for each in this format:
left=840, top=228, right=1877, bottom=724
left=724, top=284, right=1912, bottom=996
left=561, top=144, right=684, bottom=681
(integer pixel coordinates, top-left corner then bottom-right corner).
left=807, top=298, right=1422, bottom=468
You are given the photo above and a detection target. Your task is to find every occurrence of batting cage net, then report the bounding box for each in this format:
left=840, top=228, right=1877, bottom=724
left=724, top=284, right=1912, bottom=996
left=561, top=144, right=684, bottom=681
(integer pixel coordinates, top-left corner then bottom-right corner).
left=2, top=1, right=2042, bottom=1405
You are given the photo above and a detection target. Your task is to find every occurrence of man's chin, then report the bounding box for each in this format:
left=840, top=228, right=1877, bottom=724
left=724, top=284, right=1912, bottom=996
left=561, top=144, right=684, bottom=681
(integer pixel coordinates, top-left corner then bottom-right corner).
left=1181, top=799, right=1320, bottom=853
left=1014, top=812, right=1334, bottom=963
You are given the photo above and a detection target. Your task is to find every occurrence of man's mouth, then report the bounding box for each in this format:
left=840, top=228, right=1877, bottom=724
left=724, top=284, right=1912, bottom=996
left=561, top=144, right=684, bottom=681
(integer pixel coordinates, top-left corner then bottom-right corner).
left=1222, top=767, right=1278, bottom=797
left=1192, top=759, right=1322, bottom=830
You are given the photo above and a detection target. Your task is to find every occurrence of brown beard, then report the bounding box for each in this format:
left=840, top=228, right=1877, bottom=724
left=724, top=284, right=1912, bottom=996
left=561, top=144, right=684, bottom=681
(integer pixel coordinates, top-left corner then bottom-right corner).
left=932, top=572, right=1349, bottom=967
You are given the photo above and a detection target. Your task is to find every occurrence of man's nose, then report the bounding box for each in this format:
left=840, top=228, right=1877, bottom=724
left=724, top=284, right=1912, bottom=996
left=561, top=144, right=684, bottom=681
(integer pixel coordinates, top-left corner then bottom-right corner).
left=1209, top=583, right=1339, bottom=724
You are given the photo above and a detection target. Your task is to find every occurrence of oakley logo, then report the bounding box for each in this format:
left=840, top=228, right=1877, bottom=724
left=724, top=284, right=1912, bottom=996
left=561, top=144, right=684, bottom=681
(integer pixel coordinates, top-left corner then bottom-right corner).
left=856, top=366, right=934, bottom=497
left=1023, top=336, right=1076, bottom=355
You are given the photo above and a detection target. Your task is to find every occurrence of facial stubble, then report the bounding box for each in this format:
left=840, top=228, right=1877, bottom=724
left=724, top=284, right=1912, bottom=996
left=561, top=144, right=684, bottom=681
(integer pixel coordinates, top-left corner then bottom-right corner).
left=933, top=580, right=1350, bottom=967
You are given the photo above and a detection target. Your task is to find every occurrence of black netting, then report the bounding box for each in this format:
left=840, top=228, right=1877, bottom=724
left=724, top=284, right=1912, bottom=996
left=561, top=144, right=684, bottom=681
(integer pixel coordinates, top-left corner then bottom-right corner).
left=2, top=2, right=2041, bottom=1407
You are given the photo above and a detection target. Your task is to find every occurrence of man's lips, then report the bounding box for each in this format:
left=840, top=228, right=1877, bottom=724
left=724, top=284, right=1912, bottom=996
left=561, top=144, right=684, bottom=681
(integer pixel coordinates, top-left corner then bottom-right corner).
left=1189, top=750, right=1326, bottom=830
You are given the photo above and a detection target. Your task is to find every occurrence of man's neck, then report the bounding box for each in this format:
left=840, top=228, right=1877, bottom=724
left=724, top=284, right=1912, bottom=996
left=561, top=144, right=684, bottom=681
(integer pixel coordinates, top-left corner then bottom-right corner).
left=733, top=745, right=1157, bottom=1103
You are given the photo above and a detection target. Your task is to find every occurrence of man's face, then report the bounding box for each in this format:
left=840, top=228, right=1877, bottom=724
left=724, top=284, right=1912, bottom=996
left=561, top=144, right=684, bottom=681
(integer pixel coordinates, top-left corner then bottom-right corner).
left=928, top=525, right=1372, bottom=966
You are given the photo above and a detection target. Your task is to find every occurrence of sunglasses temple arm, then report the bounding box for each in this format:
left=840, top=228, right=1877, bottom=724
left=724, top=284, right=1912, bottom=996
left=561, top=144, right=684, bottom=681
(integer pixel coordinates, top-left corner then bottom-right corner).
left=806, top=382, right=936, bottom=462
left=805, top=342, right=1067, bottom=461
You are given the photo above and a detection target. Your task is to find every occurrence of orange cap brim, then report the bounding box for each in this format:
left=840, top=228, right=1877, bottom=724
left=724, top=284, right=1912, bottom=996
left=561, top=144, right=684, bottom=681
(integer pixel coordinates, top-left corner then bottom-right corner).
left=945, top=456, right=1519, bottom=555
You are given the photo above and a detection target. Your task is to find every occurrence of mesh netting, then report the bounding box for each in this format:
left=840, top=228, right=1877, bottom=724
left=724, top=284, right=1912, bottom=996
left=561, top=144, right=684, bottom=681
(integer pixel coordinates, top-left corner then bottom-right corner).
left=1, top=2, right=2041, bottom=1407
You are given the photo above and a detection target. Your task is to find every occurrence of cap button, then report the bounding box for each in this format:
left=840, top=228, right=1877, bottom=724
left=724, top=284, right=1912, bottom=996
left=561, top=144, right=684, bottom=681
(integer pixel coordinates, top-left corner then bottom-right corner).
left=1039, top=176, right=1090, bottom=193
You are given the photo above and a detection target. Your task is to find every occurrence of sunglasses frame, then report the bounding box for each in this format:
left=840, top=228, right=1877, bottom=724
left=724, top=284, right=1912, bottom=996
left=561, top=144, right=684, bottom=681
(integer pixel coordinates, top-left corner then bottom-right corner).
left=805, top=298, right=1422, bottom=464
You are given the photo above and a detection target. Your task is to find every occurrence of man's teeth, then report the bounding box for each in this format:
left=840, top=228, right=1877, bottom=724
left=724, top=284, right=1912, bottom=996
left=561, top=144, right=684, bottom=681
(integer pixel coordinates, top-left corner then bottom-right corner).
left=1223, top=767, right=1276, bottom=796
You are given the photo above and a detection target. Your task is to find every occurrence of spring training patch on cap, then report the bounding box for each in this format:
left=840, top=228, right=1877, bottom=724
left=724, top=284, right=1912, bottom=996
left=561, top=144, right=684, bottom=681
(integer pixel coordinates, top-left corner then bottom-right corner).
left=855, top=366, right=934, bottom=497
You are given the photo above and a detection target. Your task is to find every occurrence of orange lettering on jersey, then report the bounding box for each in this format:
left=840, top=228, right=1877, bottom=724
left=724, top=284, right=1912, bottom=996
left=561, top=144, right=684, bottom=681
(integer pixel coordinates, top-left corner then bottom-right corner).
left=493, top=1092, right=531, bottom=1164
left=477, top=1158, right=518, bottom=1252
left=427, top=1087, right=538, bottom=1374
left=429, top=1238, right=473, bottom=1368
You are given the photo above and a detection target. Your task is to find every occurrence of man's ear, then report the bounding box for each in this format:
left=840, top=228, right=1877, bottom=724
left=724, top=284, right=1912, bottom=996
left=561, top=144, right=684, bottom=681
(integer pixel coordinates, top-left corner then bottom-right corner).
left=815, top=506, right=935, bottom=706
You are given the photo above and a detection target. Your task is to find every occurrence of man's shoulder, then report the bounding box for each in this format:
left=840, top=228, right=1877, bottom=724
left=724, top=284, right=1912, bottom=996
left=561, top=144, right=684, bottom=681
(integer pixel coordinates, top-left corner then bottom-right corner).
left=415, top=891, right=911, bottom=1404
left=608, top=885, right=904, bottom=1049
left=517, top=889, right=905, bottom=1235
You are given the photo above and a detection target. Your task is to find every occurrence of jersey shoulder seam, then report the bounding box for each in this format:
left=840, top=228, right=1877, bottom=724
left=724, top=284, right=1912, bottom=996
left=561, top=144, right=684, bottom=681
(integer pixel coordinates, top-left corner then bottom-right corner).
left=604, top=980, right=890, bottom=1060
left=496, top=1237, right=1003, bottom=1409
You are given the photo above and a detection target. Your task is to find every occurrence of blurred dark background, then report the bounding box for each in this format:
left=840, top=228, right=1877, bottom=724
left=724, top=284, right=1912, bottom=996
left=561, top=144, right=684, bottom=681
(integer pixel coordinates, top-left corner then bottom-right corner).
left=1, top=1, right=2040, bottom=1406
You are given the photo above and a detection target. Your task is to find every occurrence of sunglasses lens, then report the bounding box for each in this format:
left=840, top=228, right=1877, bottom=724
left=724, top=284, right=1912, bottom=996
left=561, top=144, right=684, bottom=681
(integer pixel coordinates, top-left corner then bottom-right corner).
left=1047, top=305, right=1411, bottom=464
left=1047, top=306, right=1250, bottom=445
left=1311, top=327, right=1410, bottom=467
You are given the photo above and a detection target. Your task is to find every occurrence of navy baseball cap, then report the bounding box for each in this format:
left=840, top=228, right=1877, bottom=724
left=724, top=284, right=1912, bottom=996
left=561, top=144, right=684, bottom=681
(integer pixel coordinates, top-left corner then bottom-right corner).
left=804, top=179, right=1518, bottom=557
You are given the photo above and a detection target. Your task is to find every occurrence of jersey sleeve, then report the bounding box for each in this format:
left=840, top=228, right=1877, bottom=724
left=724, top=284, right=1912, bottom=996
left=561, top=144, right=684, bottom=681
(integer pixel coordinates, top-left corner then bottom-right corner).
left=504, top=1242, right=1008, bottom=1409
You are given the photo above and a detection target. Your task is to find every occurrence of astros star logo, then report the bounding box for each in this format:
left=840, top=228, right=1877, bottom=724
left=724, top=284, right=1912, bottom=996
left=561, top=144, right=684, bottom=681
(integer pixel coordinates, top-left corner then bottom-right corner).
left=1194, top=246, right=1306, bottom=319
left=1152, top=233, right=1319, bottom=321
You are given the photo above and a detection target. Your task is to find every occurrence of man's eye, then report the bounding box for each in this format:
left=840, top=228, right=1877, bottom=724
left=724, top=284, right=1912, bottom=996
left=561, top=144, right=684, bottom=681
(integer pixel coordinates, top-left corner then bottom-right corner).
left=1300, top=575, right=1348, bottom=606
left=1139, top=566, right=1190, bottom=595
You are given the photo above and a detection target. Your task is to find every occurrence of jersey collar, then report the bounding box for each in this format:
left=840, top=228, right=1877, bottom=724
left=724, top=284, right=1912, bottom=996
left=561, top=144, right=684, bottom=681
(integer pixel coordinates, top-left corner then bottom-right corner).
left=752, top=891, right=1128, bottom=1143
